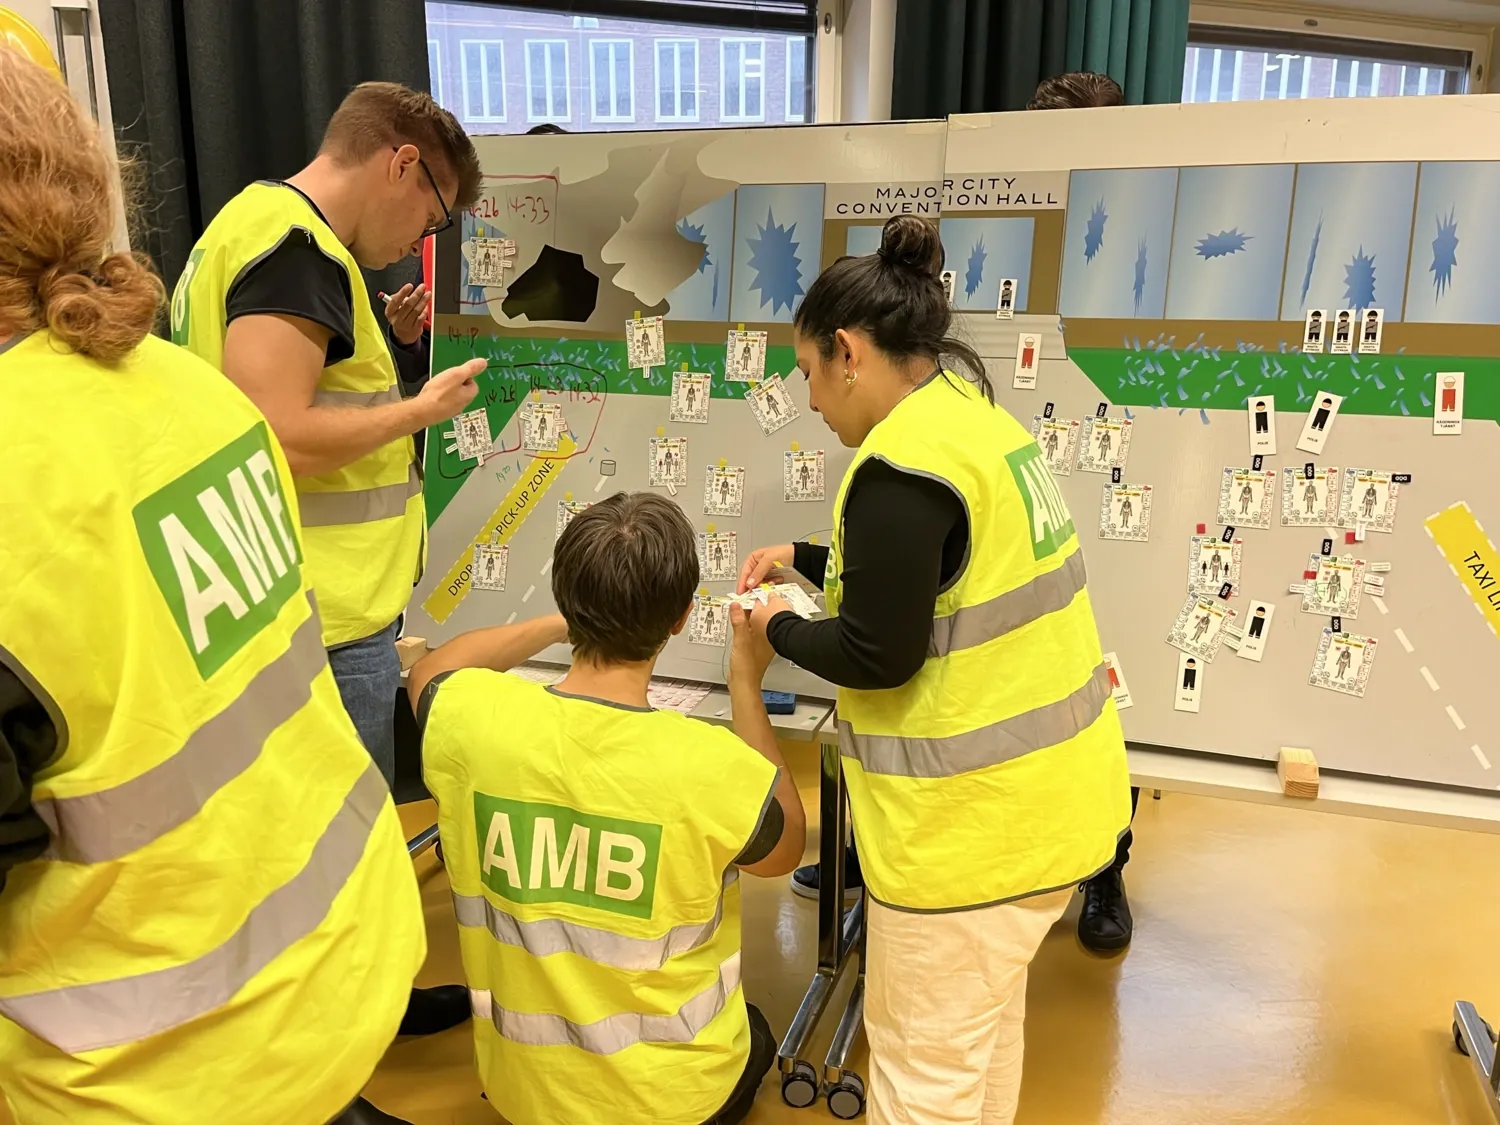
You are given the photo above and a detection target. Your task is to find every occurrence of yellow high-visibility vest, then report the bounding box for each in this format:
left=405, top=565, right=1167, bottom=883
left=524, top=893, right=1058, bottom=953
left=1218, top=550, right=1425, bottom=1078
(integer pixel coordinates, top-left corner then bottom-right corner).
left=826, top=372, right=1132, bottom=913
left=171, top=181, right=425, bottom=647
left=422, top=671, right=779, bottom=1125
left=0, top=331, right=425, bottom=1124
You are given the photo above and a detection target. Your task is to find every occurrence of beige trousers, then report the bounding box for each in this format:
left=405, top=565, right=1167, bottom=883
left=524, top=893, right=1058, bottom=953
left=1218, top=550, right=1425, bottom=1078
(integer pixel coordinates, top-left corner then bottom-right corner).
left=863, top=888, right=1072, bottom=1125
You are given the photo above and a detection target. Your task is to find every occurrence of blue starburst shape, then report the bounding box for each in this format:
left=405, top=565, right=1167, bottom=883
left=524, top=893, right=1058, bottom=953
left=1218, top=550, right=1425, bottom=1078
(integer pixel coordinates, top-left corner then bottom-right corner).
left=1132, top=239, right=1148, bottom=313
left=676, top=217, right=711, bottom=274
left=1430, top=208, right=1459, bottom=299
left=1196, top=229, right=1252, bottom=259
left=964, top=239, right=987, bottom=297
left=1344, top=247, right=1377, bottom=311
left=1299, top=216, right=1322, bottom=308
left=1084, top=200, right=1108, bottom=263
left=745, top=208, right=805, bottom=315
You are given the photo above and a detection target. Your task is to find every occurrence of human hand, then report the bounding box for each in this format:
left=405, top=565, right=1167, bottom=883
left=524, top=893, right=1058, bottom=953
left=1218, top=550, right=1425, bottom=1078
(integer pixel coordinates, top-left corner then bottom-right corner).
left=750, top=594, right=795, bottom=631
left=415, top=358, right=485, bottom=424
left=728, top=602, right=775, bottom=683
left=738, top=543, right=795, bottom=594
left=384, top=283, right=432, bottom=345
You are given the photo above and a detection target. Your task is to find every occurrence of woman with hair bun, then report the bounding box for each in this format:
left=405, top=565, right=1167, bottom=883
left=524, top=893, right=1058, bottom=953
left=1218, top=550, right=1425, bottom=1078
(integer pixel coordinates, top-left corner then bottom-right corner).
left=739, top=215, right=1130, bottom=1125
left=0, top=47, right=424, bottom=1125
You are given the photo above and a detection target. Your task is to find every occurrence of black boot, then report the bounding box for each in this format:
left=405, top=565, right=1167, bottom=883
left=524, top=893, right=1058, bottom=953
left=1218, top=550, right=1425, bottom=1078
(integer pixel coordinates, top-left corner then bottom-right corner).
left=790, top=845, right=863, bottom=902
left=1078, top=867, right=1133, bottom=953
left=398, top=984, right=471, bottom=1036
left=328, top=1097, right=412, bottom=1124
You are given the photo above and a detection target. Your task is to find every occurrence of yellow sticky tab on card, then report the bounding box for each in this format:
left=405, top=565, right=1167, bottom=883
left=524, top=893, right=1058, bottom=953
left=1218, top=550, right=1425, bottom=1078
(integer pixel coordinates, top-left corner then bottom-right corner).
left=706, top=523, right=716, bottom=533
left=656, top=426, right=664, bottom=436
left=634, top=310, right=642, bottom=320
left=718, top=458, right=727, bottom=468
left=680, top=361, right=689, bottom=371
left=699, top=586, right=708, bottom=597
left=809, top=536, right=820, bottom=545
left=564, top=491, right=573, bottom=502
left=790, top=441, right=800, bottom=452
left=736, top=323, right=745, bottom=332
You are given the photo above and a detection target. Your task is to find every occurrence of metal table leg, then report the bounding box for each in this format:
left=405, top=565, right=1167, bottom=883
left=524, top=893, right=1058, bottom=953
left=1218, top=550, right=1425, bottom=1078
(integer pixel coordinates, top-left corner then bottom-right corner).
left=407, top=823, right=440, bottom=859
left=1454, top=1000, right=1500, bottom=1119
left=823, top=894, right=867, bottom=1119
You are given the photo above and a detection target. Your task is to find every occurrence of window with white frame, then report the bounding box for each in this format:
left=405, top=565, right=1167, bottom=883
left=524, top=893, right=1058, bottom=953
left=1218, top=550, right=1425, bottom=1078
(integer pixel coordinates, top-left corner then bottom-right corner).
left=721, top=38, right=765, bottom=122
left=428, top=39, right=443, bottom=102
left=460, top=41, right=506, bottom=122
left=525, top=39, right=570, bottom=123
left=590, top=39, right=634, bottom=123
left=1183, top=25, right=1470, bottom=104
left=656, top=38, right=699, bottom=123
left=785, top=36, right=807, bottom=122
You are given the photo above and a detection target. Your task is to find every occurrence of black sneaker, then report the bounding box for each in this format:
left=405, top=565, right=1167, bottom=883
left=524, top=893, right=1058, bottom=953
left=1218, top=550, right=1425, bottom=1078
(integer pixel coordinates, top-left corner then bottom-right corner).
left=1078, top=867, right=1133, bottom=953
left=397, top=984, right=471, bottom=1036
left=790, top=846, right=863, bottom=902
left=329, top=1097, right=413, bottom=1124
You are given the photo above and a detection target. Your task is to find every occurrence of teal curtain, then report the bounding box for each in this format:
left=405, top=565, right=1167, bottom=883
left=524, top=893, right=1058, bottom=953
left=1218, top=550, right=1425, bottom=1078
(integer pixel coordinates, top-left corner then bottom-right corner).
left=1066, top=0, right=1190, bottom=105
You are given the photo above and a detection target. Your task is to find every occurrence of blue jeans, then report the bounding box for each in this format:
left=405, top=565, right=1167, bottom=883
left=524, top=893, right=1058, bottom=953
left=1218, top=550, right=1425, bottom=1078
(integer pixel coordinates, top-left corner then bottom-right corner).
left=327, top=620, right=401, bottom=788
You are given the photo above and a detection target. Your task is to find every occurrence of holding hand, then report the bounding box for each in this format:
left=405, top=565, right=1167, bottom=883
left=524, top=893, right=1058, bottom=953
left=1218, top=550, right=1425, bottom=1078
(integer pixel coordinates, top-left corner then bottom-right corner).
left=415, top=357, right=485, bottom=425
left=728, top=602, right=775, bottom=685
left=384, top=283, right=432, bottom=345
left=738, top=543, right=795, bottom=594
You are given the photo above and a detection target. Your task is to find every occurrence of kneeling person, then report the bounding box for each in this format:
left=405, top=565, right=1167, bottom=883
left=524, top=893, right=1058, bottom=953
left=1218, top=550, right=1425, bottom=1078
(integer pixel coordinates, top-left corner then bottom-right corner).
left=410, top=493, right=807, bottom=1125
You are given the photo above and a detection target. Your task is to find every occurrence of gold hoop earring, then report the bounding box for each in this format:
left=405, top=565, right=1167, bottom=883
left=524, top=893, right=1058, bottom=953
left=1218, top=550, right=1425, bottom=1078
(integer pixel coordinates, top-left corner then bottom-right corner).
left=845, top=368, right=858, bottom=387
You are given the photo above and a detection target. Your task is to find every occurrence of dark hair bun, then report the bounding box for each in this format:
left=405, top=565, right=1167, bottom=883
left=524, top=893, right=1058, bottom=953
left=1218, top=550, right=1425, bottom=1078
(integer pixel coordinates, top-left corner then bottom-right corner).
left=878, top=215, right=943, bottom=278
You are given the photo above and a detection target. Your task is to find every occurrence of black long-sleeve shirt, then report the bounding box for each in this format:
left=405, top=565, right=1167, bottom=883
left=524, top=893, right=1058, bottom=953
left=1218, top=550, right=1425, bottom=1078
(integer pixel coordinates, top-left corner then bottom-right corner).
left=766, top=458, right=968, bottom=690
left=0, top=664, right=58, bottom=891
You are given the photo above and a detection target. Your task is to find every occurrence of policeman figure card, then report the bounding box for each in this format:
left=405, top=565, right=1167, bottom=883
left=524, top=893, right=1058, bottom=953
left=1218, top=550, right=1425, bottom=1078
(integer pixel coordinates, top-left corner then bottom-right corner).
left=1281, top=465, right=1340, bottom=526
left=1217, top=467, right=1276, bottom=530
left=649, top=436, right=688, bottom=487
left=670, top=371, right=712, bottom=424
left=1309, top=628, right=1377, bottom=698
left=689, top=595, right=730, bottom=646
left=1030, top=415, right=1080, bottom=476
left=1330, top=309, right=1355, bottom=355
left=1300, top=553, right=1365, bottom=618
left=1077, top=416, right=1132, bottom=474
left=1296, top=390, right=1343, bottom=455
left=471, top=543, right=508, bottom=592
left=1187, top=534, right=1243, bottom=596
left=1166, top=593, right=1237, bottom=663
left=626, top=315, right=667, bottom=371
left=704, top=465, right=745, bottom=517
left=784, top=450, right=825, bottom=502
left=1248, top=395, right=1277, bottom=456
left=1236, top=600, right=1275, bottom=662
left=745, top=374, right=799, bottom=435
left=698, top=531, right=738, bottom=582
left=1357, top=308, right=1385, bottom=354
left=1099, top=483, right=1153, bottom=542
left=996, top=277, right=1018, bottom=319
left=1338, top=468, right=1400, bottom=533
left=725, top=329, right=768, bottom=382
left=1302, top=309, right=1327, bottom=355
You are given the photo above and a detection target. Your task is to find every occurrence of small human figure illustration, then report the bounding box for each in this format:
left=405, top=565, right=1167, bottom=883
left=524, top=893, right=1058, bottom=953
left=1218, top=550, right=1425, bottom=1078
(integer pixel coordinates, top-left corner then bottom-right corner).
left=1096, top=428, right=1112, bottom=462
left=703, top=606, right=717, bottom=636
left=1239, top=482, right=1254, bottom=515
left=719, top=475, right=731, bottom=506
left=537, top=413, right=550, bottom=445
left=1363, top=311, right=1380, bottom=345
left=685, top=383, right=697, bottom=414
left=482, top=554, right=497, bottom=586
left=1248, top=606, right=1267, bottom=639
left=638, top=325, right=652, bottom=359
left=1334, top=312, right=1352, bottom=346
left=1442, top=375, right=1459, bottom=413
left=712, top=542, right=724, bottom=570
left=1311, top=396, right=1334, bottom=431
left=1306, top=311, right=1323, bottom=345
left=1106, top=661, right=1120, bottom=689
left=1326, top=569, right=1343, bottom=607
left=1021, top=336, right=1036, bottom=369
left=1000, top=279, right=1014, bottom=311
left=766, top=391, right=782, bottom=418
left=1361, top=484, right=1378, bottom=519
left=1304, top=480, right=1320, bottom=515
left=1209, top=551, right=1224, bottom=585
left=1044, top=427, right=1060, bottom=461
left=1182, top=657, right=1198, bottom=690
left=740, top=342, right=753, bottom=373
left=663, top=447, right=675, bottom=478
left=1335, top=644, right=1352, bottom=679
left=1254, top=401, right=1270, bottom=433
left=799, top=461, right=812, bottom=493
left=1118, top=495, right=1133, bottom=528
left=1192, top=613, right=1211, bottom=643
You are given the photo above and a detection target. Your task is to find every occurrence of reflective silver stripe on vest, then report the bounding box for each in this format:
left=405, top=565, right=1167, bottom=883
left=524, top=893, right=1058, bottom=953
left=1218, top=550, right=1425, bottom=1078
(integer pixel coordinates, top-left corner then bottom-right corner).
left=840, top=661, right=1113, bottom=779
left=928, top=550, right=1087, bottom=659
left=297, top=462, right=421, bottom=528
left=452, top=870, right=739, bottom=972
left=0, top=762, right=391, bottom=1054
left=468, top=951, right=742, bottom=1056
left=33, top=592, right=327, bottom=864
left=312, top=385, right=404, bottom=408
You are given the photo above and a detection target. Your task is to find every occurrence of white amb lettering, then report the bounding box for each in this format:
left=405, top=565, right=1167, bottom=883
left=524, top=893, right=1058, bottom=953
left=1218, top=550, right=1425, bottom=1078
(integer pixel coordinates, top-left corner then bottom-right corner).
left=198, top=484, right=269, bottom=603
left=247, top=449, right=297, bottom=563
left=482, top=811, right=522, bottom=888
left=229, top=466, right=288, bottom=578
left=594, top=831, right=647, bottom=901
left=1021, top=461, right=1058, bottom=544
left=529, top=817, right=589, bottom=891
left=160, top=513, right=250, bottom=653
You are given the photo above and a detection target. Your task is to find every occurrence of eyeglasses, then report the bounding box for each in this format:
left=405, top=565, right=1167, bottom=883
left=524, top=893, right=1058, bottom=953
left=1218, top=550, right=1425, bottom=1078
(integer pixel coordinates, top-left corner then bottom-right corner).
left=416, top=153, right=453, bottom=236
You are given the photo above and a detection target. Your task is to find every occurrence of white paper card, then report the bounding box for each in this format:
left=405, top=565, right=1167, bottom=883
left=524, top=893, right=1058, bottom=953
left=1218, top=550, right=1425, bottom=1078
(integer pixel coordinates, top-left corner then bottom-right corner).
left=1236, top=600, right=1275, bottom=662
left=1309, top=629, right=1378, bottom=698
left=1174, top=650, right=1203, bottom=713
left=1357, top=308, right=1385, bottom=354
left=745, top=374, right=799, bottom=435
left=725, top=330, right=768, bottom=382
left=1217, top=467, right=1276, bottom=530
left=941, top=271, right=957, bottom=303
left=1301, top=310, right=1327, bottom=355
left=1296, top=390, right=1342, bottom=455
left=670, top=371, right=712, bottom=423
left=784, top=450, right=825, bottom=501
left=698, top=531, right=738, bottom=582
left=1435, top=372, right=1465, bottom=435
left=523, top=403, right=564, bottom=452
left=626, top=316, right=667, bottom=370
left=1014, top=332, right=1042, bottom=390
left=996, top=277, right=1018, bottom=319
left=1338, top=468, right=1401, bottom=534
left=1030, top=415, right=1080, bottom=476
left=704, top=466, right=745, bottom=516
left=471, top=543, right=508, bottom=591
left=556, top=500, right=591, bottom=539
left=455, top=408, right=492, bottom=462
left=1248, top=395, right=1277, bottom=455
left=689, top=595, right=730, bottom=646
left=649, top=436, right=688, bottom=487
left=1166, top=593, right=1238, bottom=663
left=1103, top=651, right=1134, bottom=709
left=1281, top=465, right=1340, bottom=526
left=1077, top=416, right=1133, bottom=474
left=1099, top=483, right=1153, bottom=542
left=1187, top=534, right=1244, bottom=596
left=467, top=237, right=513, bottom=287
left=1329, top=309, right=1356, bottom=355
left=1301, top=553, right=1366, bottom=618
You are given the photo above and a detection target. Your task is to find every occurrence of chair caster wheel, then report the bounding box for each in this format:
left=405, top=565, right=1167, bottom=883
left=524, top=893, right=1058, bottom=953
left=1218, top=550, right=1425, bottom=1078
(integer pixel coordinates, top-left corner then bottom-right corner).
left=827, top=1073, right=865, bottom=1119
left=1455, top=1016, right=1495, bottom=1056
left=781, top=1061, right=818, bottom=1108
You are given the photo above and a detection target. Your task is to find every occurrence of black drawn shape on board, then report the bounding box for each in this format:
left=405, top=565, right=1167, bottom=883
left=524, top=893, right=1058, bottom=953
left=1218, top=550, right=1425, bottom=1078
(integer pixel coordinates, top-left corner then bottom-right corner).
left=1043, top=401, right=1055, bottom=419
left=502, top=246, right=600, bottom=323
left=1321, top=538, right=1333, bottom=556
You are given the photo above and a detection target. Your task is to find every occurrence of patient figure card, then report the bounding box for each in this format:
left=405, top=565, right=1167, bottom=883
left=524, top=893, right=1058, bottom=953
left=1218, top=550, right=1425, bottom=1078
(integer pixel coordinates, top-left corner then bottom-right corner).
left=745, top=374, right=799, bottom=435
left=626, top=315, right=667, bottom=370
left=670, top=371, right=712, bottom=423
left=784, top=450, right=825, bottom=501
left=1281, top=465, right=1340, bottom=527
left=1338, top=468, right=1401, bottom=534
left=704, top=466, right=745, bottom=517
left=1099, top=483, right=1152, bottom=542
left=1166, top=593, right=1237, bottom=663
left=698, top=531, right=738, bottom=582
left=1217, top=467, right=1276, bottom=530
left=471, top=543, right=508, bottom=592
left=1309, top=628, right=1377, bottom=698
left=556, top=500, right=591, bottom=540
left=1301, top=553, right=1365, bottom=619
left=649, top=436, right=688, bottom=488
left=455, top=408, right=492, bottom=462
left=1030, top=415, right=1080, bottom=476
left=1077, top=416, right=1132, bottom=474
left=725, top=329, right=768, bottom=383
left=689, top=595, right=730, bottom=646
left=523, top=403, right=564, bottom=452
left=1187, top=534, right=1243, bottom=596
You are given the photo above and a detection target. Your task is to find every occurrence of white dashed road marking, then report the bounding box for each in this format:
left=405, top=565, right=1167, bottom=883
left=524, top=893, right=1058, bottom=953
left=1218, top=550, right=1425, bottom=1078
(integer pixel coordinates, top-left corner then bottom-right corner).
left=1447, top=705, right=1467, bottom=732
left=1474, top=745, right=1492, bottom=771
left=522, top=585, right=536, bottom=603
left=1419, top=666, right=1440, bottom=691
left=1394, top=628, right=1414, bottom=653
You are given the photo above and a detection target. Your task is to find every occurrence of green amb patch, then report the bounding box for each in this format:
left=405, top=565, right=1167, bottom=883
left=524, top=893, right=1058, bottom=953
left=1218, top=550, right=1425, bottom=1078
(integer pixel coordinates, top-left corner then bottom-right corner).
left=474, top=793, right=663, bottom=919
left=133, top=422, right=303, bottom=677
left=1006, top=443, right=1075, bottom=560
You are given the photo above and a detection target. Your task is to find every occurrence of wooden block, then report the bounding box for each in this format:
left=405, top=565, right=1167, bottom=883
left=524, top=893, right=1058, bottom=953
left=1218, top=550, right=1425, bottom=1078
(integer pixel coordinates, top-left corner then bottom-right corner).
left=395, top=636, right=428, bottom=672
left=1277, top=746, right=1319, bottom=799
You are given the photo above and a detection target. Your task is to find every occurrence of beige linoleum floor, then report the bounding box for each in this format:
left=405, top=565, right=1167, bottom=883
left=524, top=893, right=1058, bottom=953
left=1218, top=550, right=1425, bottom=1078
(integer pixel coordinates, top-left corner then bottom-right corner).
left=366, top=746, right=1500, bottom=1125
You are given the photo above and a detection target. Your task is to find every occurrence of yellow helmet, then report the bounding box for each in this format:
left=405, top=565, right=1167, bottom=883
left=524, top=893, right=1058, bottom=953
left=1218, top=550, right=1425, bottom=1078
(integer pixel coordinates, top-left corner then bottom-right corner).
left=0, top=8, right=62, bottom=80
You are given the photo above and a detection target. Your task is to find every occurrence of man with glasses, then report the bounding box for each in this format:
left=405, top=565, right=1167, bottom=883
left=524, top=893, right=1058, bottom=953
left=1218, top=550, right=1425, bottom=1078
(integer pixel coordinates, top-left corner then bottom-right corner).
left=171, top=82, right=486, bottom=1048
